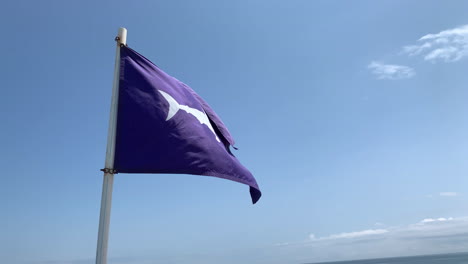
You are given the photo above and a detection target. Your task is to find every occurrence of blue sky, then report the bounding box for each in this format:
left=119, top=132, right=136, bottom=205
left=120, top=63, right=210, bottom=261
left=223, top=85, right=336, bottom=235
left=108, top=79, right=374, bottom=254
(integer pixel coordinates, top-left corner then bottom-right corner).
left=2, top=1, right=468, bottom=263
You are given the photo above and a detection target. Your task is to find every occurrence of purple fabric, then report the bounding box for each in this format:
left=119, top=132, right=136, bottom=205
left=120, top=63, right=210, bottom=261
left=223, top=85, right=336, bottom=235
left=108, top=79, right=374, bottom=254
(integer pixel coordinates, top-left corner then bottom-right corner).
left=114, top=46, right=261, bottom=204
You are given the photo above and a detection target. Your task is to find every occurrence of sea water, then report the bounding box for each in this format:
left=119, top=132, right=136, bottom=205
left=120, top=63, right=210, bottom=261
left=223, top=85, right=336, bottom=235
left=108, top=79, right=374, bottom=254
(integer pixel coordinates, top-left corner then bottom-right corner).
left=309, top=252, right=468, bottom=264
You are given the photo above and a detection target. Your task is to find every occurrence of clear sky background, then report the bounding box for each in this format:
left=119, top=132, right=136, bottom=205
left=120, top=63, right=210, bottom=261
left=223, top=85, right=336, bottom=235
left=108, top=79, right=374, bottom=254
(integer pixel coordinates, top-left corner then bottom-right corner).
left=2, top=1, right=468, bottom=264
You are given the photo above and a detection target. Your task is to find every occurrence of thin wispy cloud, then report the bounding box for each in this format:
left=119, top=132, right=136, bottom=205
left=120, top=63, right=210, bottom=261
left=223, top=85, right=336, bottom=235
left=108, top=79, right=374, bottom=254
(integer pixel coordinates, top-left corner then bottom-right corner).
left=368, top=61, right=415, bottom=80
left=439, top=192, right=459, bottom=197
left=310, top=229, right=388, bottom=241
left=402, top=24, right=468, bottom=62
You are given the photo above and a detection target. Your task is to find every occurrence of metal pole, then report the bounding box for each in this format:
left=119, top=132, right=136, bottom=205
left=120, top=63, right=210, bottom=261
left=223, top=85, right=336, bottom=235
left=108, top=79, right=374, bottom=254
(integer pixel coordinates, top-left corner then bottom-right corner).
left=96, top=27, right=127, bottom=264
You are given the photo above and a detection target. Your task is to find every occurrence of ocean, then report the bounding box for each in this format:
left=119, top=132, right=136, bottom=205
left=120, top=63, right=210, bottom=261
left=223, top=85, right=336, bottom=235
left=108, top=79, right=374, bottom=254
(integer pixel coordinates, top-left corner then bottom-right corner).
left=309, top=252, right=468, bottom=264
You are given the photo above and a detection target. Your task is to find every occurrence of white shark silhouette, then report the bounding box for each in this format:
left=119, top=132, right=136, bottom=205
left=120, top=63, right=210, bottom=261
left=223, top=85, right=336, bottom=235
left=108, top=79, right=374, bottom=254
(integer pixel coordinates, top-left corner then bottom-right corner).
left=158, top=90, right=220, bottom=142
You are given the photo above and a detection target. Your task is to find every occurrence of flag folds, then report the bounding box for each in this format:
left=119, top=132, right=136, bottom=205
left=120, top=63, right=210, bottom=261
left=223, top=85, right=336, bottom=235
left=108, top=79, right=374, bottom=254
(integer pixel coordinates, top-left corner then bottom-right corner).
left=114, top=46, right=261, bottom=204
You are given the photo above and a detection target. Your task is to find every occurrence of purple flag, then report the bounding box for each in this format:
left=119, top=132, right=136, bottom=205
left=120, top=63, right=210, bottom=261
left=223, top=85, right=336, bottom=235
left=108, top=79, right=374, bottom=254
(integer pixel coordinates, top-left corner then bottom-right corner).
left=114, top=46, right=261, bottom=204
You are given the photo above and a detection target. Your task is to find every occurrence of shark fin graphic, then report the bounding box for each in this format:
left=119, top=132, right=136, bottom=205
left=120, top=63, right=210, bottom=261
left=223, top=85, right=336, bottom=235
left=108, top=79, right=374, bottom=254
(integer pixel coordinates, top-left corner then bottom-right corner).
left=158, top=90, right=180, bottom=121
left=158, top=90, right=220, bottom=142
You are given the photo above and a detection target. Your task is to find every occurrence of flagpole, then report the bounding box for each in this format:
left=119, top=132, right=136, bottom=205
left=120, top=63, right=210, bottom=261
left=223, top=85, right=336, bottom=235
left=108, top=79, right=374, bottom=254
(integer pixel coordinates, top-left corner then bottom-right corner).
left=96, top=27, right=127, bottom=264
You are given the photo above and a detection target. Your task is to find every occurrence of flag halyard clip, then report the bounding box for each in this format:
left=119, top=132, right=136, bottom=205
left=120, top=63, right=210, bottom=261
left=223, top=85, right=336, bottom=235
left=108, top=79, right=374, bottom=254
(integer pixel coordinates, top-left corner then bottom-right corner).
left=100, top=168, right=118, bottom=174
left=115, top=36, right=127, bottom=47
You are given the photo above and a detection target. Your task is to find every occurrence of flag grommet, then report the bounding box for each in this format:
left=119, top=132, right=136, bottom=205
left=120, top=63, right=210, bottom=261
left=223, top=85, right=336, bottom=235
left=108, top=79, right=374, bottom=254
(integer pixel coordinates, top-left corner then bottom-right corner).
left=100, top=168, right=118, bottom=174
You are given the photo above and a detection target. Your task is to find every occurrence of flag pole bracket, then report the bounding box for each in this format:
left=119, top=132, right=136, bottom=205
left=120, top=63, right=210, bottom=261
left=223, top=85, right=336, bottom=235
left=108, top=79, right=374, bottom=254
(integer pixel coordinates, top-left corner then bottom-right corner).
left=100, top=168, right=118, bottom=174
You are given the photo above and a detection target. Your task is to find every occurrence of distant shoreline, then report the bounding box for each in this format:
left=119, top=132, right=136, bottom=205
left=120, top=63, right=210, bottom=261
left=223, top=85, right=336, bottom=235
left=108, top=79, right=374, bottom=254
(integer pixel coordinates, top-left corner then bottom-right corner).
left=304, top=251, right=468, bottom=264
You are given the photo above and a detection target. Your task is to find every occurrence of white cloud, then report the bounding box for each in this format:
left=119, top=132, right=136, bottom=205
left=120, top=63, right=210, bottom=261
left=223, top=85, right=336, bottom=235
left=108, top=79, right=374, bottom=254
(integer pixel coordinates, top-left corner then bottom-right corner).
left=420, top=217, right=454, bottom=224
left=439, top=192, right=459, bottom=197
left=368, top=61, right=415, bottom=80
left=276, top=216, right=468, bottom=263
left=402, top=24, right=468, bottom=62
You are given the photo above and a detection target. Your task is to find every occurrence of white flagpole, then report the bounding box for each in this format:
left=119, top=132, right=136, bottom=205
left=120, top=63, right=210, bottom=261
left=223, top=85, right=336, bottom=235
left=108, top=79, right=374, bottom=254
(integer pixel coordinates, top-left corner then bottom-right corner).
left=96, top=27, right=127, bottom=264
